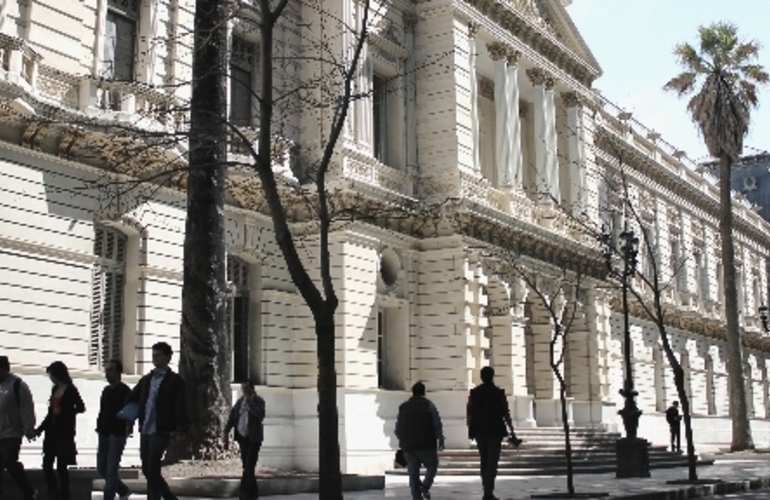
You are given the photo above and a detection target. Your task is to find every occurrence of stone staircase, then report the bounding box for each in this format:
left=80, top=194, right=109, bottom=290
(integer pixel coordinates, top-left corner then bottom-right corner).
left=389, top=427, right=715, bottom=476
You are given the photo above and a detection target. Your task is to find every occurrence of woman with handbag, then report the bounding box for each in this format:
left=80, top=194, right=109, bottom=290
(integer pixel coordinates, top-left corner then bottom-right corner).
left=35, top=361, right=85, bottom=500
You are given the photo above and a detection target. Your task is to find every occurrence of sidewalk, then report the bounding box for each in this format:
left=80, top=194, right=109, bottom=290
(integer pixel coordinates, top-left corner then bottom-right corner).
left=89, top=456, right=770, bottom=499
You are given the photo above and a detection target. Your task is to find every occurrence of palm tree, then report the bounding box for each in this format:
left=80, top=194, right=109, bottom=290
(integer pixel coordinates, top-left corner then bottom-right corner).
left=664, top=22, right=767, bottom=451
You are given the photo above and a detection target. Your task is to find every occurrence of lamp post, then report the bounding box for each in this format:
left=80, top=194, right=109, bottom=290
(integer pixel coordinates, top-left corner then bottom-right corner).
left=601, top=224, right=649, bottom=478
left=759, top=304, right=768, bottom=332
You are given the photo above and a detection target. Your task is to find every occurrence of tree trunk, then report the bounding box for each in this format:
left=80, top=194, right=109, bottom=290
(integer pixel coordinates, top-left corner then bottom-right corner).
left=558, top=379, right=574, bottom=494
left=720, top=153, right=754, bottom=451
left=316, top=308, right=342, bottom=500
left=176, top=0, right=231, bottom=461
left=668, top=360, right=697, bottom=481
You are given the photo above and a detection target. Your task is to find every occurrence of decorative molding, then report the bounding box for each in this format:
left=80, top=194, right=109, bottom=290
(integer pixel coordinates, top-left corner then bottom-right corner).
left=486, top=41, right=511, bottom=61
left=525, top=67, right=555, bottom=89
left=478, top=74, right=495, bottom=100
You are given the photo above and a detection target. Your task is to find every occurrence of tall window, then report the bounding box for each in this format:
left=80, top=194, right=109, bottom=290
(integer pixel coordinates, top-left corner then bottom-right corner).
left=705, top=355, right=716, bottom=415
left=372, top=74, right=388, bottom=163
left=669, top=238, right=684, bottom=291
left=227, top=256, right=251, bottom=382
left=653, top=345, right=666, bottom=412
left=377, top=306, right=408, bottom=390
left=230, top=36, right=256, bottom=126
left=746, top=362, right=755, bottom=417
left=90, top=226, right=127, bottom=368
left=102, top=0, right=139, bottom=80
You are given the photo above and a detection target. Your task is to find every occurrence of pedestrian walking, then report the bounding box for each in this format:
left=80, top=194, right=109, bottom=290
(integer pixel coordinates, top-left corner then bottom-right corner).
left=0, top=355, right=38, bottom=500
left=395, top=382, right=445, bottom=500
left=126, top=342, right=188, bottom=500
left=35, top=361, right=86, bottom=500
left=224, top=380, right=266, bottom=500
left=666, top=400, right=682, bottom=453
left=467, top=366, right=522, bottom=500
left=97, top=359, right=133, bottom=500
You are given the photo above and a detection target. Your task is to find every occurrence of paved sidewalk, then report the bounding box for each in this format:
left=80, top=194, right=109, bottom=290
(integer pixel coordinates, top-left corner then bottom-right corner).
left=88, top=457, right=770, bottom=499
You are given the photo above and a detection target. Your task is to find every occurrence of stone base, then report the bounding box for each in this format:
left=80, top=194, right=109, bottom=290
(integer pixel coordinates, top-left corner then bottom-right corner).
left=615, top=437, right=650, bottom=478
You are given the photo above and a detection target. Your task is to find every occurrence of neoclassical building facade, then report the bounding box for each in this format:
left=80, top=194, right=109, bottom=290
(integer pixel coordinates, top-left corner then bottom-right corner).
left=2, top=0, right=770, bottom=475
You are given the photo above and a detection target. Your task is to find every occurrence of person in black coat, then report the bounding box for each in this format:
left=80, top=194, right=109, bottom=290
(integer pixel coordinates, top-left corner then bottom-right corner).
left=225, top=380, right=266, bottom=500
left=35, top=361, right=85, bottom=500
left=666, top=401, right=682, bottom=453
left=126, top=342, right=189, bottom=500
left=467, top=366, right=522, bottom=500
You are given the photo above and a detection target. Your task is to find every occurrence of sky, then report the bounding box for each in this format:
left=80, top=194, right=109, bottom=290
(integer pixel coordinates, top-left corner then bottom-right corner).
left=567, top=0, right=770, bottom=163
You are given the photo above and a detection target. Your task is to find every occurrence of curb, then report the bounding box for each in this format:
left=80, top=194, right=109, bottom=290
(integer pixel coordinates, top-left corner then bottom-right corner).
left=93, top=474, right=385, bottom=498
left=611, top=477, right=770, bottom=499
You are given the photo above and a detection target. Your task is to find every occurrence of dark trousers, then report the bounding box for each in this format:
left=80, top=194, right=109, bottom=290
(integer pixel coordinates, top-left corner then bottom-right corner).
left=0, top=438, right=36, bottom=500
left=404, top=449, right=438, bottom=500
left=669, top=424, right=681, bottom=452
left=42, top=451, right=70, bottom=499
left=236, top=437, right=261, bottom=499
left=97, top=434, right=130, bottom=500
left=140, top=433, right=176, bottom=500
left=477, top=436, right=502, bottom=498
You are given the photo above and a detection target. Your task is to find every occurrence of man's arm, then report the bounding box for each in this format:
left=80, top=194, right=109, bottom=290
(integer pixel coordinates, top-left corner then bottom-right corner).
left=18, top=381, right=36, bottom=438
left=394, top=409, right=402, bottom=441
left=246, top=395, right=266, bottom=422
left=500, top=390, right=514, bottom=434
left=428, top=402, right=445, bottom=449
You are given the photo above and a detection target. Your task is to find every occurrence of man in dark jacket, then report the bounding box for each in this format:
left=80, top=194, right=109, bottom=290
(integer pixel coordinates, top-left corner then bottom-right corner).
left=666, top=401, right=681, bottom=453
left=126, top=342, right=189, bottom=500
left=0, top=356, right=37, bottom=500
left=225, top=380, right=266, bottom=500
left=467, top=367, right=522, bottom=500
left=395, top=382, right=444, bottom=500
left=96, top=359, right=132, bottom=500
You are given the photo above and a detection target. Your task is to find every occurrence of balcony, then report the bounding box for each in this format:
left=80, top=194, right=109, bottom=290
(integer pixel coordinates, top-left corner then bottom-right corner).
left=0, top=34, right=41, bottom=91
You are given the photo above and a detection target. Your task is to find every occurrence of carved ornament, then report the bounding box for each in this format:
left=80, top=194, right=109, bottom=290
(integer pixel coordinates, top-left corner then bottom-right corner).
left=526, top=68, right=555, bottom=89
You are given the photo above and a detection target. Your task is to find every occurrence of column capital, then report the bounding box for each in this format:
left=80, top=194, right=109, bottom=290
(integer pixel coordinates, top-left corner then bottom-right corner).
left=468, top=21, right=480, bottom=38
left=561, top=91, right=584, bottom=109
left=486, top=41, right=511, bottom=61
left=507, top=50, right=522, bottom=66
left=403, top=11, right=419, bottom=32
left=526, top=68, right=555, bottom=89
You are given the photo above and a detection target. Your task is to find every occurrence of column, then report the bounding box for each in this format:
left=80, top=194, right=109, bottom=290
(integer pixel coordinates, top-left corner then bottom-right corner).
left=562, top=91, right=587, bottom=210
left=487, top=42, right=510, bottom=187
left=570, top=289, right=605, bottom=426
left=510, top=277, right=535, bottom=426
left=468, top=23, right=481, bottom=173
left=404, top=12, right=419, bottom=172
left=507, top=51, right=524, bottom=190
left=527, top=68, right=559, bottom=204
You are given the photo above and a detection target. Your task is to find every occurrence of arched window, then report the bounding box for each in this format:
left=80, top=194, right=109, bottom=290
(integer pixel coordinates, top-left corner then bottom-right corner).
left=227, top=255, right=253, bottom=382
left=90, top=225, right=127, bottom=368
left=654, top=345, right=666, bottom=412
left=705, top=355, right=716, bottom=415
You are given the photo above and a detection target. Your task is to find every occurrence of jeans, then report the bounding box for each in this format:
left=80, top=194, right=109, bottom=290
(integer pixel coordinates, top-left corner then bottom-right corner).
left=670, top=425, right=681, bottom=452
left=477, top=436, right=502, bottom=498
left=0, top=438, right=36, bottom=500
left=236, top=437, right=261, bottom=499
left=98, top=434, right=130, bottom=500
left=404, top=449, right=438, bottom=500
left=140, top=433, right=176, bottom=500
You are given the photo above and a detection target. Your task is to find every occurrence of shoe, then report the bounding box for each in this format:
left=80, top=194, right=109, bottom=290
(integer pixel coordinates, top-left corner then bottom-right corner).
left=24, top=489, right=38, bottom=500
left=420, top=485, right=431, bottom=499
left=119, top=491, right=132, bottom=500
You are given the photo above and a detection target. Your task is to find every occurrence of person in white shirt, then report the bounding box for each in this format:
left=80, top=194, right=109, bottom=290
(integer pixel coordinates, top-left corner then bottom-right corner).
left=225, top=380, right=266, bottom=500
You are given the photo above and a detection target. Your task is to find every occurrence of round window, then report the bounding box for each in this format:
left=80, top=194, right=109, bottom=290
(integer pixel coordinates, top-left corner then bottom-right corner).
left=380, top=248, right=401, bottom=287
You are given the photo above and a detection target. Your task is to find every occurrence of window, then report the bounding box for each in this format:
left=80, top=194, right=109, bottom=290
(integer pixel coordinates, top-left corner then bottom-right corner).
left=705, top=355, right=716, bottom=415
left=746, top=363, right=755, bottom=417
left=90, top=226, right=127, bottom=368
left=669, top=239, right=684, bottom=291
left=102, top=0, right=139, bottom=81
left=227, top=256, right=251, bottom=382
left=372, top=74, right=388, bottom=163
left=377, top=306, right=408, bottom=390
left=653, top=345, right=666, bottom=412
left=230, top=36, right=256, bottom=127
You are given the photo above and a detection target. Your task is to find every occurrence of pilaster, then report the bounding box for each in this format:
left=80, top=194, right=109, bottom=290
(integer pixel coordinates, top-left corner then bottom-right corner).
left=526, top=68, right=559, bottom=204
left=488, top=42, right=511, bottom=188
left=468, top=23, right=481, bottom=173
left=562, top=91, right=587, bottom=211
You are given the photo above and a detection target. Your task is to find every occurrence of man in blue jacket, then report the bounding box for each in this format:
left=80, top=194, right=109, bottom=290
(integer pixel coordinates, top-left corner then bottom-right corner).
left=395, top=382, right=444, bottom=500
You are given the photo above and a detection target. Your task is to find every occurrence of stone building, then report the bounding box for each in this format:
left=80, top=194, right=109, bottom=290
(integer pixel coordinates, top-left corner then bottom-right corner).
left=1, top=0, right=770, bottom=475
left=706, top=153, right=770, bottom=223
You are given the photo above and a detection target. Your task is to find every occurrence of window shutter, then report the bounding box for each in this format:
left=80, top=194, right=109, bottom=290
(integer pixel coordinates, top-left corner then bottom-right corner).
left=90, top=267, right=105, bottom=366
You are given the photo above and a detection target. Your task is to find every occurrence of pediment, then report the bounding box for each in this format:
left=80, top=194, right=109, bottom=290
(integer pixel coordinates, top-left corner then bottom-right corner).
left=502, top=0, right=602, bottom=77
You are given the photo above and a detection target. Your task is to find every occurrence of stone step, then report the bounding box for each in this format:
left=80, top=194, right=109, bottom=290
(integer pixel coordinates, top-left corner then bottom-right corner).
left=439, top=452, right=689, bottom=464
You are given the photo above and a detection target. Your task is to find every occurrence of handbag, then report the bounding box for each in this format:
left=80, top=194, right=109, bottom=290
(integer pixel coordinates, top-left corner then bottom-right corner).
left=394, top=449, right=407, bottom=467
left=116, top=401, right=140, bottom=422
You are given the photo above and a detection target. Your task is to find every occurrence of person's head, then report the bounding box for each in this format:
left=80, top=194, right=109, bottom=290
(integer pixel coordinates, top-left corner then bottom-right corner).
left=672, top=401, right=679, bottom=407
left=480, top=366, right=495, bottom=384
left=0, top=356, right=10, bottom=383
left=151, top=342, right=173, bottom=370
left=46, top=361, right=72, bottom=386
left=411, top=382, right=426, bottom=398
left=105, top=359, right=123, bottom=384
left=240, top=379, right=255, bottom=398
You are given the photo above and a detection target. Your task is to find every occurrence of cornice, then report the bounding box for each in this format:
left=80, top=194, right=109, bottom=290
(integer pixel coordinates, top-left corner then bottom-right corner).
left=456, top=0, right=598, bottom=87
left=0, top=235, right=95, bottom=266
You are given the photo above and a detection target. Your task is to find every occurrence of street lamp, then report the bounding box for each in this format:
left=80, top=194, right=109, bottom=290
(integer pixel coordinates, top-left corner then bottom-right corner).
left=759, top=304, right=769, bottom=332
left=601, top=224, right=649, bottom=478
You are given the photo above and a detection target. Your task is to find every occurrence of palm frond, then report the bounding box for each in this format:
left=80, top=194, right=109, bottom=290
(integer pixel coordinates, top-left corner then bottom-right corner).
left=740, top=64, right=770, bottom=84
left=731, top=42, right=761, bottom=65
left=663, top=72, right=698, bottom=96
left=673, top=43, right=709, bottom=73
